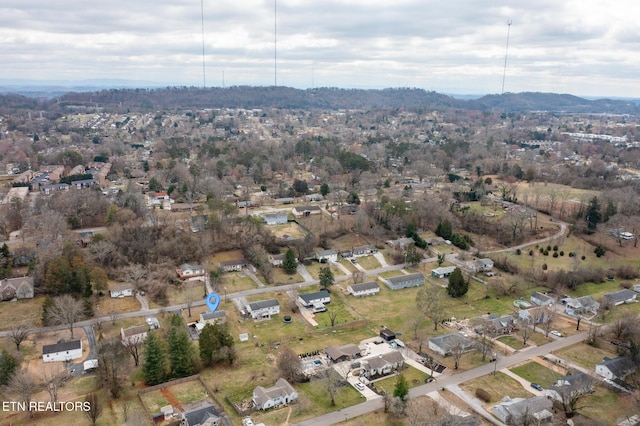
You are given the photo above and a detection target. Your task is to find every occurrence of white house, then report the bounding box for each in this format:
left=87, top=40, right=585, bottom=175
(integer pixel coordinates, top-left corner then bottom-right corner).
left=492, top=396, right=553, bottom=424
left=292, top=205, right=322, bottom=217
left=246, top=299, right=280, bottom=320
left=298, top=290, right=330, bottom=312
left=176, top=263, right=205, bottom=280
left=253, top=378, right=298, bottom=410
left=546, top=373, right=594, bottom=402
left=267, top=254, right=285, bottom=267
left=121, top=325, right=148, bottom=345
left=263, top=212, right=288, bottom=226
left=315, top=249, right=337, bottom=263
left=200, top=310, right=227, bottom=325
left=361, top=351, right=405, bottom=378
left=596, top=356, right=636, bottom=380
left=431, top=266, right=456, bottom=279
left=109, top=283, right=133, bottom=298
left=530, top=291, right=555, bottom=307
left=219, top=259, right=250, bottom=272
left=603, top=289, right=637, bottom=306
left=352, top=245, right=378, bottom=257
left=43, top=340, right=83, bottom=362
left=347, top=281, right=380, bottom=297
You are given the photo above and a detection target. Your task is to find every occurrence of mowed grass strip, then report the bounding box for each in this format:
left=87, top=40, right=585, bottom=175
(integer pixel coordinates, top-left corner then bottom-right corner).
left=509, top=361, right=562, bottom=388
left=461, top=372, right=531, bottom=404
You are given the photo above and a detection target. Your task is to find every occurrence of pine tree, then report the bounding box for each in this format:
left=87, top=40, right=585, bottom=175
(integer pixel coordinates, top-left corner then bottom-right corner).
left=319, top=266, right=334, bottom=290
left=0, top=243, right=12, bottom=279
left=168, top=324, right=194, bottom=378
left=199, top=323, right=235, bottom=367
left=283, top=248, right=298, bottom=274
left=0, top=349, right=18, bottom=385
left=393, top=373, right=409, bottom=401
left=585, top=196, right=602, bottom=230
left=143, top=332, right=167, bottom=385
left=447, top=267, right=469, bottom=298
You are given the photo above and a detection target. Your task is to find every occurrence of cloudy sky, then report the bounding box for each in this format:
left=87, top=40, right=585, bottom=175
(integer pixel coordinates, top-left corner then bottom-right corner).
left=2, top=0, right=639, bottom=97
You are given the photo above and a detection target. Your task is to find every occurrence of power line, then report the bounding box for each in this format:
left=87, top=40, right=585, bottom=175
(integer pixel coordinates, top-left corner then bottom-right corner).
left=501, top=19, right=512, bottom=95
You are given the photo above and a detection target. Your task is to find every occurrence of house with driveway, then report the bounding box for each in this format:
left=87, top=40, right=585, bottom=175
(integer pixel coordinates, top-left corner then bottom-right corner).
left=485, top=314, right=516, bottom=336
left=325, top=344, right=362, bottom=363
left=109, top=283, right=133, bottom=298
left=292, top=205, right=322, bottom=217
left=596, top=356, right=636, bottom=380
left=263, top=212, right=288, bottom=225
left=381, top=273, right=425, bottom=290
left=347, top=281, right=380, bottom=297
left=253, top=378, right=298, bottom=410
left=546, top=372, right=594, bottom=403
left=361, top=351, right=405, bottom=378
left=176, top=263, right=205, bottom=281
left=562, top=295, right=599, bottom=316
left=492, top=395, right=553, bottom=424
left=431, top=266, right=456, bottom=279
left=428, top=333, right=474, bottom=356
left=121, top=325, right=148, bottom=345
left=298, top=290, right=330, bottom=312
left=43, top=340, right=83, bottom=363
left=603, top=289, right=637, bottom=306
left=219, top=259, right=250, bottom=272
left=352, top=245, right=377, bottom=257
left=530, top=292, right=555, bottom=307
left=315, top=249, right=337, bottom=263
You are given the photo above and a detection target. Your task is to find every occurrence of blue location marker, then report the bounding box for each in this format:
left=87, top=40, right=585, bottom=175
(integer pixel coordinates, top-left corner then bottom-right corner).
left=206, top=292, right=221, bottom=313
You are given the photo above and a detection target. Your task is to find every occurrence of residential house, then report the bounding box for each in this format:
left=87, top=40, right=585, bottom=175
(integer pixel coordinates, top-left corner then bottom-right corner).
left=381, top=273, right=425, bottom=290
left=253, top=378, right=298, bottom=410
left=298, top=290, right=330, bottom=312
left=634, top=284, right=640, bottom=294
left=485, top=314, right=516, bottom=336
left=325, top=344, right=362, bottom=363
left=347, top=281, right=380, bottom=297
left=292, top=205, right=322, bottom=217
left=386, top=237, right=414, bottom=250
left=492, top=396, right=553, bottom=424
left=177, top=263, right=205, bottom=280
left=428, top=333, right=474, bottom=357
left=263, top=212, right=288, bottom=225
left=70, top=179, right=98, bottom=189
left=603, top=289, right=637, bottom=306
left=352, top=245, right=377, bottom=257
left=275, top=197, right=294, bottom=204
left=431, top=266, right=456, bottom=279
left=200, top=311, right=226, bottom=325
left=147, top=191, right=170, bottom=206
left=219, top=259, right=250, bottom=272
left=314, top=249, right=337, bottom=263
left=304, top=193, right=324, bottom=202
left=596, top=356, right=636, bottom=380
left=40, top=183, right=70, bottom=195
left=190, top=215, right=209, bottom=233
left=362, top=351, right=405, bottom=378
left=246, top=299, right=280, bottom=320
left=267, top=253, right=285, bottom=267
left=530, top=292, right=555, bottom=307
left=546, top=373, right=594, bottom=402
left=43, top=340, right=82, bottom=362
left=121, top=325, right=148, bottom=345
left=109, top=283, right=133, bottom=298
left=0, top=276, right=34, bottom=301
left=180, top=400, right=221, bottom=426
left=472, top=258, right=494, bottom=272
left=236, top=200, right=257, bottom=209
left=563, top=295, right=599, bottom=316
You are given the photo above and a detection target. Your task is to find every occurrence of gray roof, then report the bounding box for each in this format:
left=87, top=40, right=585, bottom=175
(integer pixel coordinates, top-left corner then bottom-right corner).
left=493, top=396, right=552, bottom=422
left=201, top=310, right=226, bottom=321
left=247, top=299, right=279, bottom=311
left=182, top=403, right=219, bottom=426
left=43, top=340, right=81, bottom=355
left=299, top=290, right=330, bottom=304
left=325, top=344, right=361, bottom=361
left=604, top=289, right=637, bottom=303
left=429, top=333, right=472, bottom=351
left=386, top=273, right=425, bottom=284
left=349, top=281, right=380, bottom=292
left=531, top=291, right=554, bottom=302
left=598, top=356, right=636, bottom=378
left=253, top=378, right=296, bottom=407
left=121, top=325, right=148, bottom=338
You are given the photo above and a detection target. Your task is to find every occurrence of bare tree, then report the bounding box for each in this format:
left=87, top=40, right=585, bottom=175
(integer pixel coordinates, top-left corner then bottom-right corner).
left=123, top=263, right=147, bottom=295
left=450, top=342, right=464, bottom=370
left=7, top=370, right=39, bottom=419
left=599, top=298, right=613, bottom=321
left=321, top=368, right=343, bottom=407
left=542, top=306, right=556, bottom=338
left=84, top=392, right=102, bottom=426
left=48, top=295, right=85, bottom=339
left=110, top=311, right=120, bottom=326
left=277, top=346, right=303, bottom=383
left=97, top=337, right=128, bottom=398
left=477, top=320, right=494, bottom=361
left=416, top=284, right=446, bottom=331
left=328, top=306, right=339, bottom=328
left=122, top=334, right=144, bottom=367
left=10, top=322, right=30, bottom=351
left=411, top=316, right=422, bottom=341
left=181, top=284, right=195, bottom=319
left=520, top=317, right=532, bottom=347
left=551, top=373, right=596, bottom=417
left=41, top=364, right=67, bottom=404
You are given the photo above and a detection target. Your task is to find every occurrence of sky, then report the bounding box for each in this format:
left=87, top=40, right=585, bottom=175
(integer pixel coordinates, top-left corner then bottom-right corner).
left=2, top=0, right=640, bottom=98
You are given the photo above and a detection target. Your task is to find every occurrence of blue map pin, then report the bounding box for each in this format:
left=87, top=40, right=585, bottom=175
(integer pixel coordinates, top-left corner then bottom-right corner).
left=206, top=292, right=221, bottom=313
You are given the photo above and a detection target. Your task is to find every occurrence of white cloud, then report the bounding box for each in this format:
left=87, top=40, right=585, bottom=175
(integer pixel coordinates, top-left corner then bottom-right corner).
left=1, top=0, right=639, bottom=97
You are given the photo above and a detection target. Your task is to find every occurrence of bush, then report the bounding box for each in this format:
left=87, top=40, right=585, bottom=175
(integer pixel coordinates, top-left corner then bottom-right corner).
left=552, top=252, right=559, bottom=258
left=559, top=251, right=564, bottom=256
left=615, top=265, right=639, bottom=280
left=547, top=245, right=552, bottom=251
left=594, top=246, right=606, bottom=258
left=620, top=282, right=632, bottom=289
left=553, top=245, right=558, bottom=251
left=516, top=248, right=521, bottom=255
left=543, top=249, right=549, bottom=256
left=539, top=247, right=544, bottom=254
left=475, top=388, right=491, bottom=403
left=542, top=263, right=548, bottom=271
left=568, top=252, right=575, bottom=257
left=529, top=250, right=534, bottom=256
left=581, top=255, right=586, bottom=260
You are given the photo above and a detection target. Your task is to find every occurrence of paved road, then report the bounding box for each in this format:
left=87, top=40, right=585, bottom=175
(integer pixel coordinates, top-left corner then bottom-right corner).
left=293, top=331, right=587, bottom=426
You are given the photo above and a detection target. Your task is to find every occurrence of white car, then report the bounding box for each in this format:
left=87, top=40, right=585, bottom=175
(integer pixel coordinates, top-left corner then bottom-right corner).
left=550, top=330, right=562, bottom=337
left=354, top=382, right=365, bottom=390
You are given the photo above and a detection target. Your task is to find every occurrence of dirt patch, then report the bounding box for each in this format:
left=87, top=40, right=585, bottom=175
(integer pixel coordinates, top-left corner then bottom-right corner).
left=160, top=387, right=182, bottom=411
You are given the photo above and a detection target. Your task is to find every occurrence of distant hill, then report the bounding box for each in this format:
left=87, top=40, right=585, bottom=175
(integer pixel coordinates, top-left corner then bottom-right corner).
left=1, top=85, right=639, bottom=114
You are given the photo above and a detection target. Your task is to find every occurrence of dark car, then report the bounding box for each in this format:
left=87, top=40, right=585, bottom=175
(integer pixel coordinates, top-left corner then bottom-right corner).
left=530, top=383, right=543, bottom=391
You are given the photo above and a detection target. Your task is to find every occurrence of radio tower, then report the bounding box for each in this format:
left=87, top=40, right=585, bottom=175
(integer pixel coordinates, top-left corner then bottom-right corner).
left=501, top=19, right=512, bottom=94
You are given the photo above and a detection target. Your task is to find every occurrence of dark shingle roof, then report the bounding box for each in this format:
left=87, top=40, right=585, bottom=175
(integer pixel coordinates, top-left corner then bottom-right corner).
left=299, top=290, right=330, bottom=304
left=248, top=299, right=279, bottom=311
left=43, top=340, right=81, bottom=355
left=350, top=281, right=380, bottom=292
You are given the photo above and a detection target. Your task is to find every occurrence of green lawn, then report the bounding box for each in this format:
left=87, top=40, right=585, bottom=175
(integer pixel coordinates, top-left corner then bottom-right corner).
left=555, top=343, right=618, bottom=369
left=297, top=378, right=364, bottom=411
left=509, top=362, right=562, bottom=388
left=461, top=372, right=531, bottom=403
left=498, top=335, right=528, bottom=350
left=373, top=366, right=429, bottom=391
left=355, top=255, right=381, bottom=270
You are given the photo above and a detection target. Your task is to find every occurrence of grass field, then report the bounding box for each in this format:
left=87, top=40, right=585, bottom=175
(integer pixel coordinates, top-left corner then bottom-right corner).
left=373, top=366, right=429, bottom=391
left=461, top=371, right=531, bottom=404
left=509, top=361, right=562, bottom=388
left=0, top=296, right=43, bottom=330
left=555, top=343, right=618, bottom=369
left=140, top=379, right=210, bottom=413
left=271, top=267, right=304, bottom=285
left=96, top=293, right=142, bottom=315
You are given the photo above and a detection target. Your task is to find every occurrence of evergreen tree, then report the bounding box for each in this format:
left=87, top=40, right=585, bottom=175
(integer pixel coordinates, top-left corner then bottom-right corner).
left=0, top=349, right=18, bottom=385
left=393, top=373, right=409, bottom=401
left=320, top=183, right=330, bottom=196
left=585, top=196, right=602, bottom=230
left=319, top=266, right=335, bottom=290
left=447, top=267, right=468, bottom=298
left=199, top=323, right=235, bottom=367
left=435, top=220, right=453, bottom=240
left=143, top=332, right=167, bottom=385
left=41, top=295, right=54, bottom=325
left=283, top=248, right=298, bottom=274
left=0, top=243, right=12, bottom=279
left=168, top=322, right=195, bottom=378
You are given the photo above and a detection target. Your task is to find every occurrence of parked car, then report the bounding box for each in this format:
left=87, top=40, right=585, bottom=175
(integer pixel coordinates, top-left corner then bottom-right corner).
left=350, top=259, right=358, bottom=265
left=530, top=383, right=543, bottom=391
left=354, top=382, right=365, bottom=390
left=550, top=330, right=562, bottom=337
